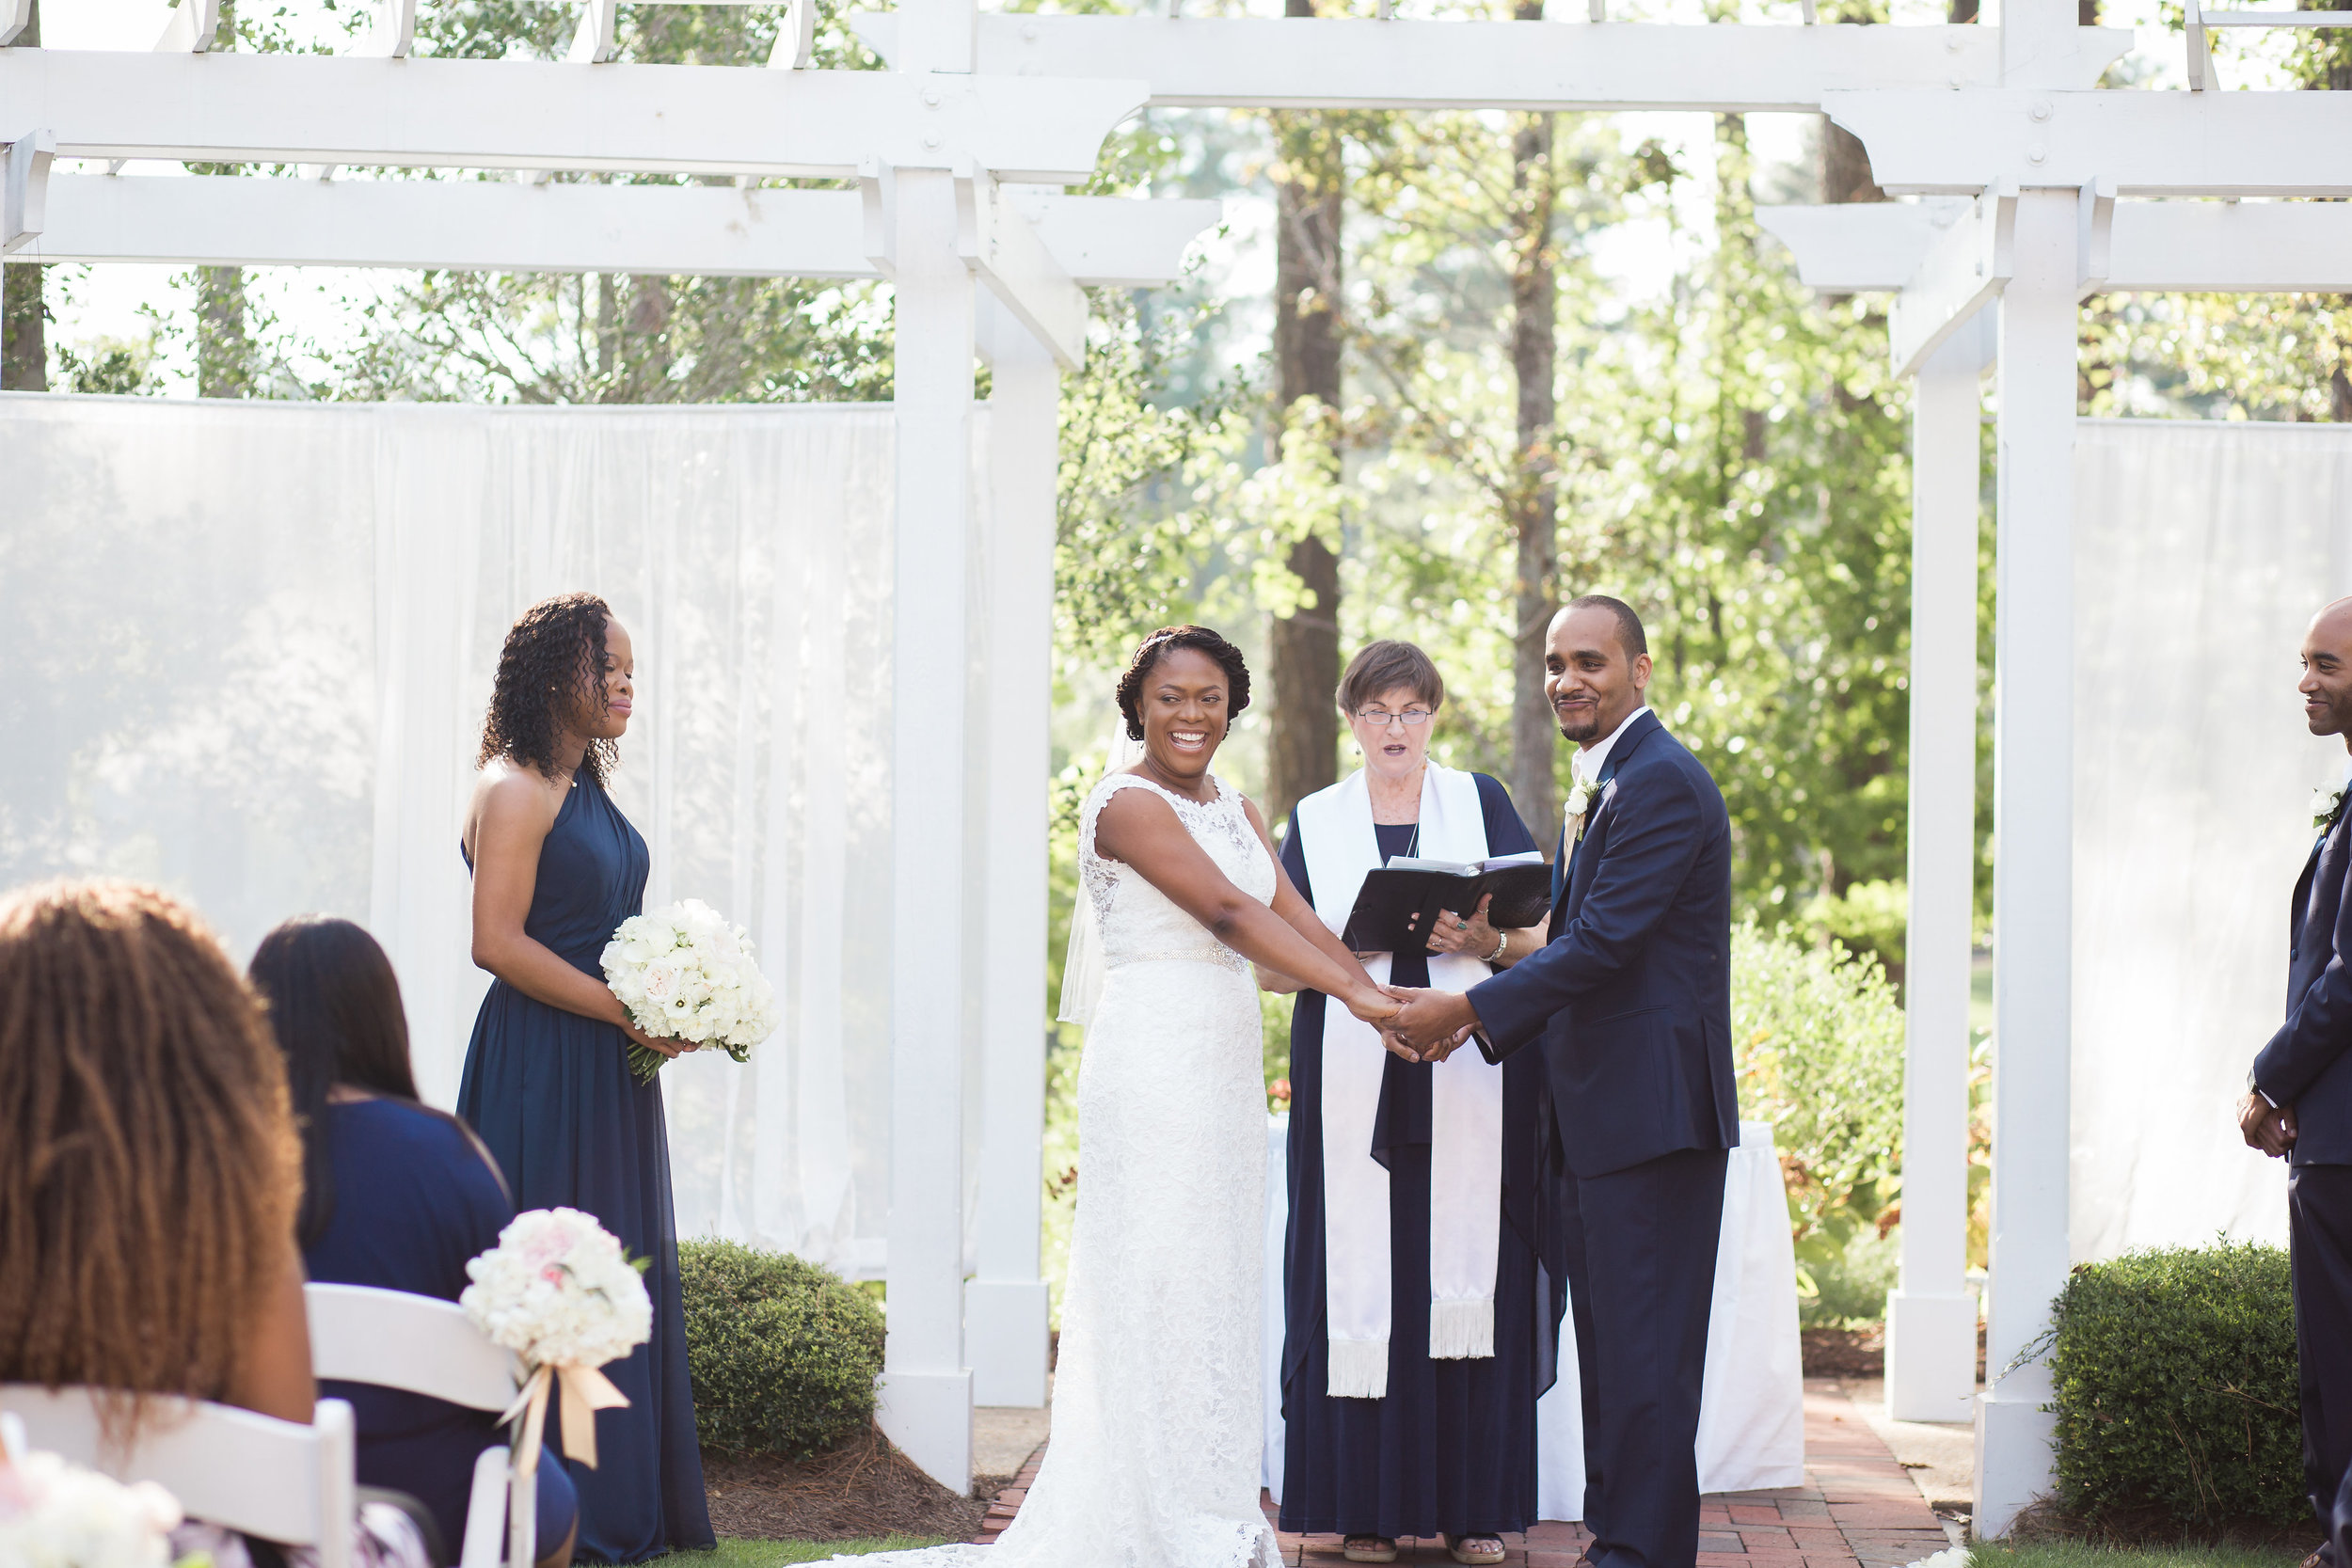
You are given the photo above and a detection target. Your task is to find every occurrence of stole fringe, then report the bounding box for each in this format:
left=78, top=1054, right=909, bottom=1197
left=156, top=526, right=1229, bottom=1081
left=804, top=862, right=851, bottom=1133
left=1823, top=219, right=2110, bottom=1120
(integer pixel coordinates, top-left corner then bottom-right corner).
left=1327, top=1336, right=1390, bottom=1400
left=1427, top=1296, right=1495, bottom=1360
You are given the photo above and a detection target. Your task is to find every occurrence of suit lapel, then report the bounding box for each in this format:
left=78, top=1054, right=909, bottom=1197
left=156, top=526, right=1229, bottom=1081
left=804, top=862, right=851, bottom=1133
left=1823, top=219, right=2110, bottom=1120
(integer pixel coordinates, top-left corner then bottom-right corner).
left=2297, top=809, right=2350, bottom=960
left=1554, top=711, right=1663, bottom=925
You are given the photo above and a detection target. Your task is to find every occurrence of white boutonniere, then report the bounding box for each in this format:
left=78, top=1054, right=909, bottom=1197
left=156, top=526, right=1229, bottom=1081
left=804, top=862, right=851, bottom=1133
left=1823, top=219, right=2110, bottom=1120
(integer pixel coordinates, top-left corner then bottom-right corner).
left=1565, top=777, right=1600, bottom=841
left=2315, top=783, right=2346, bottom=832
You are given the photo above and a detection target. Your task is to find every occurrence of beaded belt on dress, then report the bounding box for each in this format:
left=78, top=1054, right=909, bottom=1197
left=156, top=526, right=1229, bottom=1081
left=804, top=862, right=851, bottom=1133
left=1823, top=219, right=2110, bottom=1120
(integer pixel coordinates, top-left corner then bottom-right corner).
left=1105, top=945, right=1248, bottom=974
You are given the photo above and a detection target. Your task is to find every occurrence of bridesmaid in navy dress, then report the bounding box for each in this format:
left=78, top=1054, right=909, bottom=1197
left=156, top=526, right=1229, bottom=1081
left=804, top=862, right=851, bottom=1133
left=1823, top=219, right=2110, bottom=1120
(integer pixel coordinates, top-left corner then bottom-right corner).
left=456, top=593, right=714, bottom=1562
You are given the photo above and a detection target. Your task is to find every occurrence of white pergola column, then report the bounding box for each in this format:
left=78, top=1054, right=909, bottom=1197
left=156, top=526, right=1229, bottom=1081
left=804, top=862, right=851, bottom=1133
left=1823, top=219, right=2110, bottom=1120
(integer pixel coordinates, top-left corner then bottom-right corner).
left=1885, top=319, right=1987, bottom=1425
left=966, top=295, right=1058, bottom=1410
left=1973, top=185, right=2078, bottom=1538
left=877, top=162, right=979, bottom=1492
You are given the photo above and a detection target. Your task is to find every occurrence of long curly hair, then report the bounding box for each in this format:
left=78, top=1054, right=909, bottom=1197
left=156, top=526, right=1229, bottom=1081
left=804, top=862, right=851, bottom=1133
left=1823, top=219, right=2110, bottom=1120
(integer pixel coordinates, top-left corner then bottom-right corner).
left=1115, top=626, right=1252, bottom=742
left=0, top=879, right=301, bottom=1427
left=479, top=593, right=619, bottom=785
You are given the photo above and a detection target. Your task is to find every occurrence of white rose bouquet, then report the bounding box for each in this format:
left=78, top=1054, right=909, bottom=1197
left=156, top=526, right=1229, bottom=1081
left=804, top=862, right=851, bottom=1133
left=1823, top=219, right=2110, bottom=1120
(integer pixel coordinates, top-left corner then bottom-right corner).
left=601, top=898, right=781, bottom=1085
left=0, top=1433, right=184, bottom=1568
left=461, top=1209, right=651, bottom=1567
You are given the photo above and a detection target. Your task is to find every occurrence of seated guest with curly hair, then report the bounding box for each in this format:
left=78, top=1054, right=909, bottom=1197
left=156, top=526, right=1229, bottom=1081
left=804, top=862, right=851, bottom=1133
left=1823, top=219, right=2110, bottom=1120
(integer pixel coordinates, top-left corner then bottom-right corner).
left=0, top=879, right=431, bottom=1568
left=249, top=915, right=579, bottom=1568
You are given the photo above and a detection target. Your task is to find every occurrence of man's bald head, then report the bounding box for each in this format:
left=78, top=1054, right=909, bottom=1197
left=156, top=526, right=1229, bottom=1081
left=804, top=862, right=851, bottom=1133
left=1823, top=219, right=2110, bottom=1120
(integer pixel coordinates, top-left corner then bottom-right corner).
left=2301, top=597, right=2352, bottom=746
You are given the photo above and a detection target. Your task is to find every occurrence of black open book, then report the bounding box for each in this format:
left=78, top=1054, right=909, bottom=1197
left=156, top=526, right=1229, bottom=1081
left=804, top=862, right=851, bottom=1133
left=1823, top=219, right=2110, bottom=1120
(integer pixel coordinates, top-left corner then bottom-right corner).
left=1339, top=853, right=1551, bottom=954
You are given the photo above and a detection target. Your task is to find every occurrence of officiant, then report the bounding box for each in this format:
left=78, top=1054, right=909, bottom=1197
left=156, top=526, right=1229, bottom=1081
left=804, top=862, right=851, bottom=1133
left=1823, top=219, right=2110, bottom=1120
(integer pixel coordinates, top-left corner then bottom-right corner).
left=1260, top=640, right=1552, bottom=1568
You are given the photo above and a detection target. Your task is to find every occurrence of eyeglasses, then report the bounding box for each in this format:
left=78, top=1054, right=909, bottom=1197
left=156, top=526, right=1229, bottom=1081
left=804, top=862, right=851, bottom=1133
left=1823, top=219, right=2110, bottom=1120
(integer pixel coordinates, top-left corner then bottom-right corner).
left=1355, top=707, right=1434, bottom=728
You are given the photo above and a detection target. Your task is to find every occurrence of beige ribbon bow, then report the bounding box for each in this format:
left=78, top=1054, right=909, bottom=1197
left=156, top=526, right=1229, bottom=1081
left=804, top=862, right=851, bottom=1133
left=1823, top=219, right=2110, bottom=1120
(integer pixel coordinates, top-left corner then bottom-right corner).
left=502, top=1360, right=630, bottom=1476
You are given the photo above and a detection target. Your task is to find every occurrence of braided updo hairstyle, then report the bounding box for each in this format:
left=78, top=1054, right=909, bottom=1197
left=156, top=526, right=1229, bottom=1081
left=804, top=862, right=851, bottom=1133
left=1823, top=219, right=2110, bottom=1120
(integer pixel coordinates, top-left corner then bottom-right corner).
left=1115, top=625, right=1252, bottom=742
left=479, top=592, right=620, bottom=786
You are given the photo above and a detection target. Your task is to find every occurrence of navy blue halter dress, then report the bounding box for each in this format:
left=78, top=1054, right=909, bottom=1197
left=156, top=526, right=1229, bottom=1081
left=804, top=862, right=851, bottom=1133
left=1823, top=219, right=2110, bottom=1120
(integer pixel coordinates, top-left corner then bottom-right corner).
left=456, top=772, right=714, bottom=1563
left=1278, top=772, right=1552, bottom=1542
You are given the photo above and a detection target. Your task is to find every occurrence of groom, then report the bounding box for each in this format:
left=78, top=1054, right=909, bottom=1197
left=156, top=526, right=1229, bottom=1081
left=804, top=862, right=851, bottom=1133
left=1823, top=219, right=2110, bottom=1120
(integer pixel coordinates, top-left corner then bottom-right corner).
left=1388, top=595, right=1739, bottom=1568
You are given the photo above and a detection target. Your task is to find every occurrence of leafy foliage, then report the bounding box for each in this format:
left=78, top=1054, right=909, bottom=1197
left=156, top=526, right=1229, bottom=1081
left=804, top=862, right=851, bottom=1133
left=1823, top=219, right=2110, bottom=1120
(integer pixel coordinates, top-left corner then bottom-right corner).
left=2048, top=1243, right=2305, bottom=1533
left=677, top=1239, right=885, bottom=1459
left=1728, top=922, right=1905, bottom=1307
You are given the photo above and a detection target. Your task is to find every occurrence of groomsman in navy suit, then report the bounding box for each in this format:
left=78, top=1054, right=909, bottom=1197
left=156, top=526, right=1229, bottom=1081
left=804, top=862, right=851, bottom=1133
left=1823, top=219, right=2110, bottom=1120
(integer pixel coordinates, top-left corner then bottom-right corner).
left=1387, top=596, right=1740, bottom=1568
left=2242, top=596, right=2352, bottom=1568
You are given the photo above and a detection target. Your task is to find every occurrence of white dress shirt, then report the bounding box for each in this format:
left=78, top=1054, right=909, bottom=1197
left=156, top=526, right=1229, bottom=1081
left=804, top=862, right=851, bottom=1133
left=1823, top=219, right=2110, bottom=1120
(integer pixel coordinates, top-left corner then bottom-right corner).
left=1571, top=704, right=1653, bottom=788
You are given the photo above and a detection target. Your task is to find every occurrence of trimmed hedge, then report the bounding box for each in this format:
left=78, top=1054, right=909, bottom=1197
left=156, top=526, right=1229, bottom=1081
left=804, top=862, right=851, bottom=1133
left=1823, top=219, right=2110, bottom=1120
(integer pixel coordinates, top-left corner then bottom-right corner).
left=2049, top=1243, right=2304, bottom=1532
left=678, top=1239, right=886, bottom=1459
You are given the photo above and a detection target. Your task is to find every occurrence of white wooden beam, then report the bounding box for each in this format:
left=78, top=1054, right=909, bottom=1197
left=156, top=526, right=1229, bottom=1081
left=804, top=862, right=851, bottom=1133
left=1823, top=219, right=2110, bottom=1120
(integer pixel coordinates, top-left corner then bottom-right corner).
left=0, top=51, right=1147, bottom=182
left=1826, top=88, right=2352, bottom=197
left=1, top=0, right=33, bottom=47
left=965, top=287, right=1057, bottom=1412
left=358, top=0, right=417, bottom=58
left=154, top=0, right=222, bottom=52
left=1756, top=198, right=1972, bottom=293
left=875, top=161, right=977, bottom=1497
left=1889, top=187, right=2013, bottom=378
left=1764, top=197, right=2352, bottom=372
left=855, top=14, right=2127, bottom=110
left=3, top=128, right=52, bottom=255
left=22, top=175, right=1218, bottom=286
left=960, top=177, right=1085, bottom=370
left=1975, top=184, right=2078, bottom=1541
left=1885, top=320, right=1987, bottom=1425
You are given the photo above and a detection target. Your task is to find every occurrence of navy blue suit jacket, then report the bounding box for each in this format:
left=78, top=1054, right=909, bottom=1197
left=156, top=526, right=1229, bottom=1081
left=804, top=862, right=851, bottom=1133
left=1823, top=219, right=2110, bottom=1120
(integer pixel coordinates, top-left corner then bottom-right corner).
left=2256, top=804, right=2352, bottom=1166
left=1467, top=710, right=1740, bottom=1180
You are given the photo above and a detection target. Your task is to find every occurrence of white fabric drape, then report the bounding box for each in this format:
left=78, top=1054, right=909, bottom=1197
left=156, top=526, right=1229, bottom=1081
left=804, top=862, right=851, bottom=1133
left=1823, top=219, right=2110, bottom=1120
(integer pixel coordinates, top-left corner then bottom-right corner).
left=1258, top=1117, right=1805, bottom=1513
left=0, top=390, right=917, bottom=1277
left=2073, top=418, right=2352, bottom=1259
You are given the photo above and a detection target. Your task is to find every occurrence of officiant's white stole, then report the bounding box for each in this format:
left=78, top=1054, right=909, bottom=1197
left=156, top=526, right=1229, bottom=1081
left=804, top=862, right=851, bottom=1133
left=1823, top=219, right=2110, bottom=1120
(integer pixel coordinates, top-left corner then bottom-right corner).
left=1295, top=763, right=1510, bottom=1400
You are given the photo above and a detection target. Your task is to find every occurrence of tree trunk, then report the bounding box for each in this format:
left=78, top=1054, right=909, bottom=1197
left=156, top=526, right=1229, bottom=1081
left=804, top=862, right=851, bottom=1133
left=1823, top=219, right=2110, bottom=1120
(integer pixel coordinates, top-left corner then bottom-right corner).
left=193, top=0, right=249, bottom=399
left=0, top=0, right=41, bottom=392
left=196, top=268, right=250, bottom=398
left=1506, top=76, right=1562, bottom=851
left=1264, top=0, right=1344, bottom=831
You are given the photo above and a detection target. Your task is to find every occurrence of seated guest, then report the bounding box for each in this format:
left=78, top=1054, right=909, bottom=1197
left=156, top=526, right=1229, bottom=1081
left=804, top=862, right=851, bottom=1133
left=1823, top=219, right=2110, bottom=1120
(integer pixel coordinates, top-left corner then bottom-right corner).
left=0, top=879, right=430, bottom=1568
left=249, top=915, right=579, bottom=1568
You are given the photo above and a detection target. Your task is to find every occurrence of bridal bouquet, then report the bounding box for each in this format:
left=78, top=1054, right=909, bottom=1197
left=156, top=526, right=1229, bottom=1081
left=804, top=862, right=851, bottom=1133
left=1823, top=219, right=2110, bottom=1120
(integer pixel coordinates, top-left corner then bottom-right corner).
left=602, top=898, right=781, bottom=1084
left=0, top=1437, right=185, bottom=1568
left=461, top=1209, right=647, bottom=1564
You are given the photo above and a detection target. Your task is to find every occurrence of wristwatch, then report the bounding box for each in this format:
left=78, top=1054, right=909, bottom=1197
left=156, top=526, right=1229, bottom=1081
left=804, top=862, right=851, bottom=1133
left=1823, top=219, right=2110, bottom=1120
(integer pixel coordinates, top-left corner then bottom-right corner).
left=1486, top=930, right=1509, bottom=964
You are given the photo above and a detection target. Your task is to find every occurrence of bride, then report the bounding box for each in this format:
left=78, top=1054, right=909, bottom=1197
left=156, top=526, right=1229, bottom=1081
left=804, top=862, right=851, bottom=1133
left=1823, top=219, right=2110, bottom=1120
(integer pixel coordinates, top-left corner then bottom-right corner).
left=847, top=626, right=1404, bottom=1568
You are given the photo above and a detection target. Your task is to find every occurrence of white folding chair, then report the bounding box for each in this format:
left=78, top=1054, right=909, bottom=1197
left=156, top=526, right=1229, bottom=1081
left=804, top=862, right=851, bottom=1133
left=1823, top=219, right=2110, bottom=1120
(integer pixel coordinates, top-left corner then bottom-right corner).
left=304, top=1282, right=530, bottom=1568
left=0, top=1385, right=358, bottom=1568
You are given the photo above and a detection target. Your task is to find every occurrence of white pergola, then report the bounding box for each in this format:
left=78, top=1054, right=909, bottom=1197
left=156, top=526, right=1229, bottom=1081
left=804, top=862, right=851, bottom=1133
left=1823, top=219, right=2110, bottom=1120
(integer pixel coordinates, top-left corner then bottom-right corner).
left=6, top=0, right=2350, bottom=1531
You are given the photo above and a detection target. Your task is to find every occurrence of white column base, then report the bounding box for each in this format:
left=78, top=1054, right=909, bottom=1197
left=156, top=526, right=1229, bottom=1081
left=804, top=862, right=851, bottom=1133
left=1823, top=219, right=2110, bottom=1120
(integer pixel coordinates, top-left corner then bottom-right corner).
left=967, top=1279, right=1051, bottom=1408
left=1883, top=1290, right=1978, bottom=1423
left=1972, top=1386, right=2058, bottom=1538
left=878, top=1369, right=974, bottom=1494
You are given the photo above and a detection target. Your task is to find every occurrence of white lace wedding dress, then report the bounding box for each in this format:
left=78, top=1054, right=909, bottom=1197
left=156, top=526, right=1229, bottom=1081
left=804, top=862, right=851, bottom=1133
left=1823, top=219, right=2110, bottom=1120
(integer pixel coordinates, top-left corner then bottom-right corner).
left=839, top=771, right=1281, bottom=1568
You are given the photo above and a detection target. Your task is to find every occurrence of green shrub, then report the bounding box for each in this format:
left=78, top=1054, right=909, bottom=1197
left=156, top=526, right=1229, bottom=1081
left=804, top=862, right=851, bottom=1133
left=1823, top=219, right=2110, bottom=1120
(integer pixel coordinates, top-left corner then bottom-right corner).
left=678, top=1239, right=886, bottom=1459
left=1731, top=922, right=1907, bottom=1306
left=2048, top=1243, right=2304, bottom=1532
left=1803, top=1227, right=1902, bottom=1331
left=1803, top=878, right=1910, bottom=981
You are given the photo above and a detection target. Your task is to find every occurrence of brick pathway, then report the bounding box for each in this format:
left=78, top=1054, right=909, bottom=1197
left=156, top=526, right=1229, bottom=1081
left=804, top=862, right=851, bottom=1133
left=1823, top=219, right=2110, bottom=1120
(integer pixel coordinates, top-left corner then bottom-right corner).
left=973, top=1377, right=1954, bottom=1568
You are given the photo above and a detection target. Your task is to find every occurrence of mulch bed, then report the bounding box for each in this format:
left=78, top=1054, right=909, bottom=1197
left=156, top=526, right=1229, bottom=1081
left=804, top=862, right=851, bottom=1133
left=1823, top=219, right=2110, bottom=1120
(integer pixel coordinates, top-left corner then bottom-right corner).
left=703, top=1425, right=991, bottom=1542
left=1800, top=1323, right=1887, bottom=1379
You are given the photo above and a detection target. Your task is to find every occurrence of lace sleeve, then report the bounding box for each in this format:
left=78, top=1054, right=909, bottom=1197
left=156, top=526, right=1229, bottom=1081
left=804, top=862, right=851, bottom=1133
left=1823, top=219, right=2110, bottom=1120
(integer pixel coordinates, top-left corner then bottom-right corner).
left=1059, top=775, right=1152, bottom=1029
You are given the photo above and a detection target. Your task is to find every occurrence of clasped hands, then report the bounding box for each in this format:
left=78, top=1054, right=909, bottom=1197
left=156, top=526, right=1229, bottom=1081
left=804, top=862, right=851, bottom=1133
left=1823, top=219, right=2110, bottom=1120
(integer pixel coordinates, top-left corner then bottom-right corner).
left=1358, top=985, right=1483, bottom=1065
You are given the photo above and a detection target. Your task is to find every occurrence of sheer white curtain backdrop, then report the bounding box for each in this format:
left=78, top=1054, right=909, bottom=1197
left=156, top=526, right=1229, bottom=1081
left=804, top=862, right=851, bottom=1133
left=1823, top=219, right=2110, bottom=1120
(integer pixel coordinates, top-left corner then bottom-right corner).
left=2073, top=418, right=2352, bottom=1259
left=0, top=390, right=946, bottom=1278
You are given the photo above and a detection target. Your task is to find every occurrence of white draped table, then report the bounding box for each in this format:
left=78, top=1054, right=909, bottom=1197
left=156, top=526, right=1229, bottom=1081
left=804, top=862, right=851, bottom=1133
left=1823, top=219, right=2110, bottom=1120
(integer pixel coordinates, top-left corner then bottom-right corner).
left=1261, top=1116, right=1806, bottom=1517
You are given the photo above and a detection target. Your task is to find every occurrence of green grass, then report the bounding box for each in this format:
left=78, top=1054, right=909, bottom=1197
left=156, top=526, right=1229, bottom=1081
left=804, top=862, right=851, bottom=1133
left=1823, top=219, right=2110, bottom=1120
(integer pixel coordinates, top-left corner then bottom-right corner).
left=1971, top=1542, right=2312, bottom=1568
left=679, top=1538, right=955, bottom=1565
